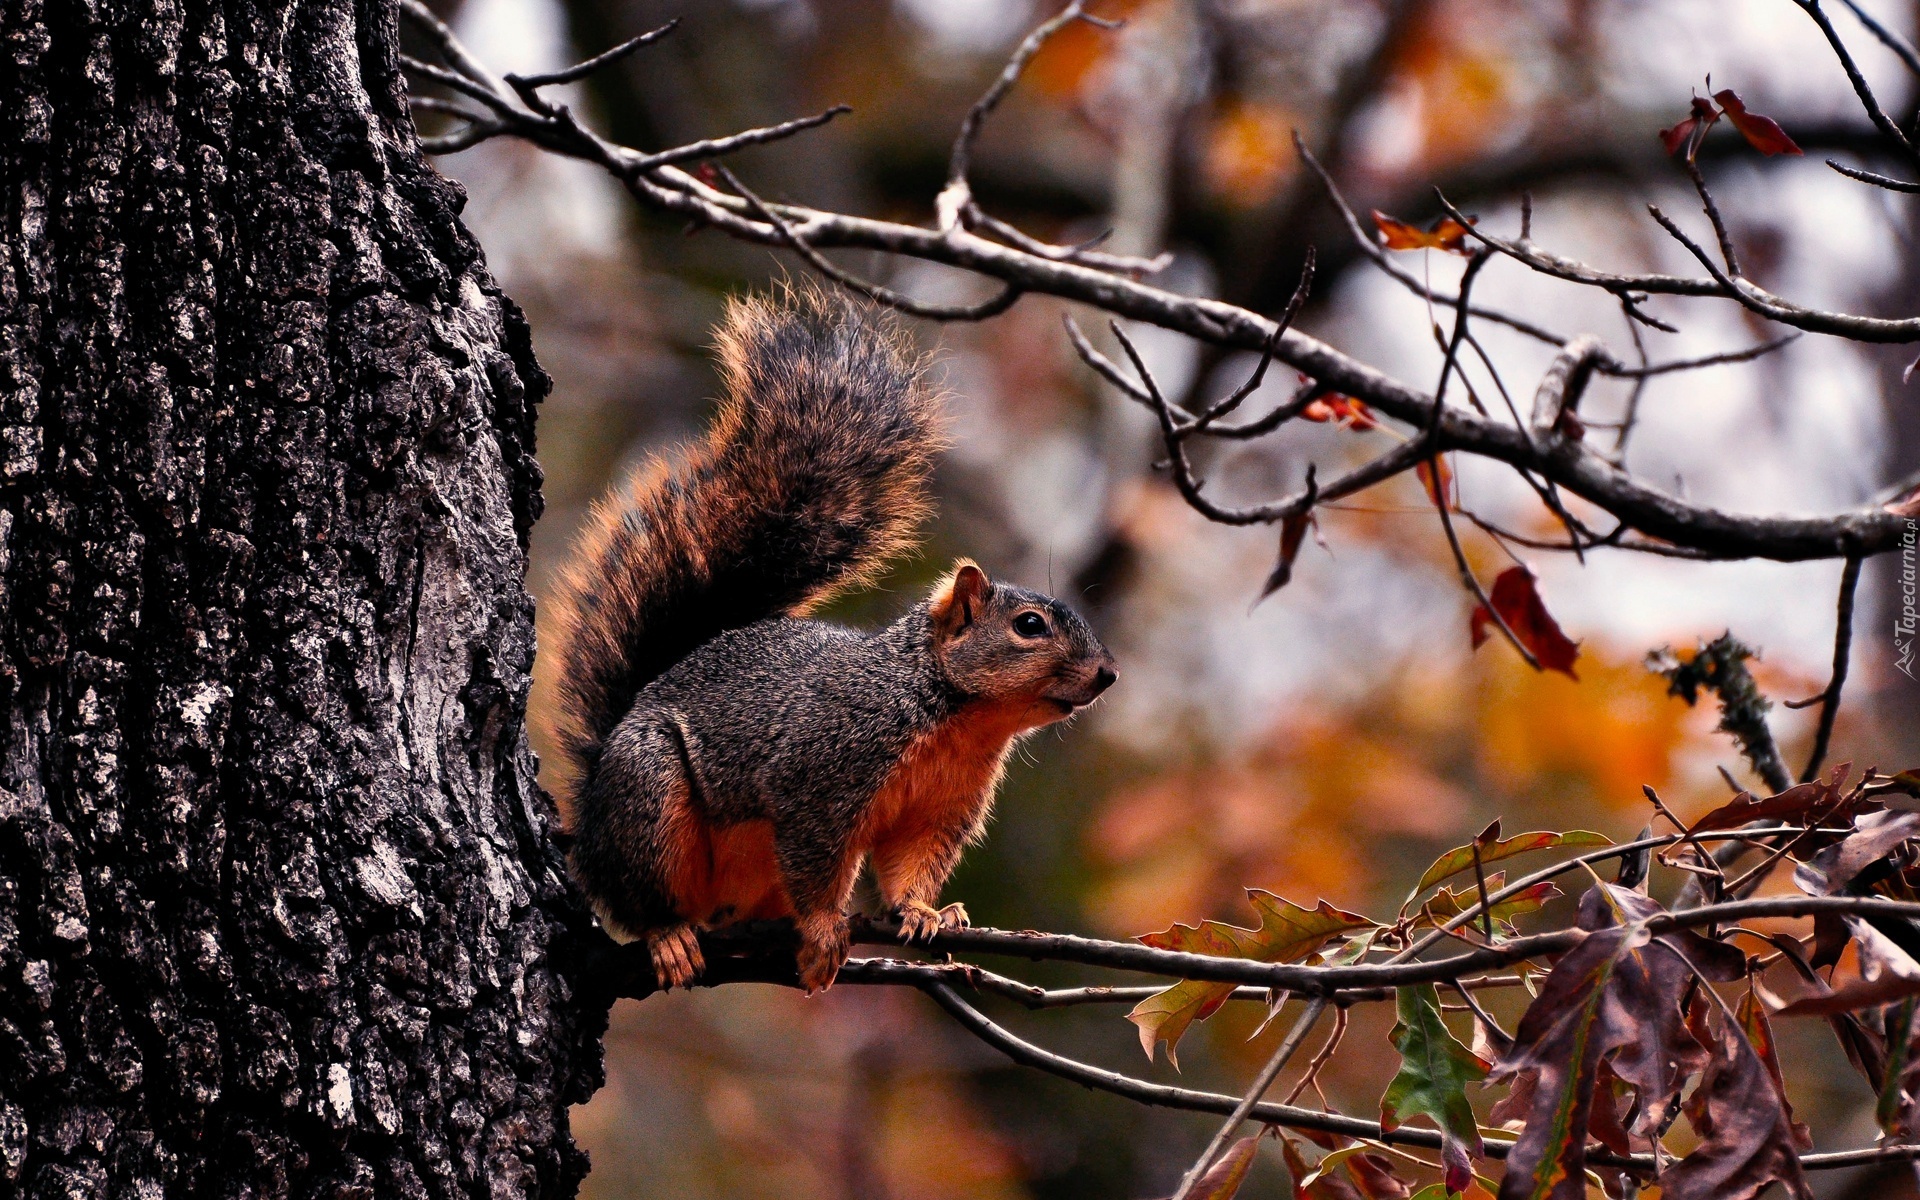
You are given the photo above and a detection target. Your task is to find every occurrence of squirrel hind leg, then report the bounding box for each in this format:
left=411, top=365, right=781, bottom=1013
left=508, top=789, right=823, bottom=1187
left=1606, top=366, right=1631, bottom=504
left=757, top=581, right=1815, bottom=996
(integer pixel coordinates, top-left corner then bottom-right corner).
left=647, top=924, right=705, bottom=990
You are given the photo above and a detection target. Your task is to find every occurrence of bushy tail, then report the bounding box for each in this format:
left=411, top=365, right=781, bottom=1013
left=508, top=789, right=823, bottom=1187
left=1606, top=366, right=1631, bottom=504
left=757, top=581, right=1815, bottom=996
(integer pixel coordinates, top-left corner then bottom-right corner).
left=549, top=287, right=941, bottom=779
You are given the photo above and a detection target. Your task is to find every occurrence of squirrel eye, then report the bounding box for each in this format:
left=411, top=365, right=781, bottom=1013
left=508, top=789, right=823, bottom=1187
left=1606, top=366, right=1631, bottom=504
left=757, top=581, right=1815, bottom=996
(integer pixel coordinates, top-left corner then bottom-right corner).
left=1013, top=612, right=1048, bottom=638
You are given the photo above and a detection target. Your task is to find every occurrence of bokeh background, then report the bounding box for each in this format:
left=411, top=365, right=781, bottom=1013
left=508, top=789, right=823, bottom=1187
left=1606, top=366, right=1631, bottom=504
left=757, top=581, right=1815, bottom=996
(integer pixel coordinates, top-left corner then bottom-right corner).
left=417, top=0, right=1920, bottom=1195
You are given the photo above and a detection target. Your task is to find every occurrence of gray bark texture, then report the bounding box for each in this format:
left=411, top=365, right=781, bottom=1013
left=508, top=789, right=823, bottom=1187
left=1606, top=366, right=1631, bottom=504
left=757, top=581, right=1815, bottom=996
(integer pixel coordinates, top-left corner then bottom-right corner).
left=0, top=0, right=607, bottom=1196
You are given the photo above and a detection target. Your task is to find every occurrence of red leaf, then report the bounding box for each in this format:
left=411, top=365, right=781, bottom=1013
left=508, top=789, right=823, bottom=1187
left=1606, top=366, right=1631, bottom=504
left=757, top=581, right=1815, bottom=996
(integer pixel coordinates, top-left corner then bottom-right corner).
left=1659, top=95, right=1721, bottom=157
left=1372, top=210, right=1476, bottom=254
left=1658, top=116, right=1700, bottom=156
left=1713, top=89, right=1803, bottom=157
left=1301, top=393, right=1376, bottom=428
left=1468, top=566, right=1580, bottom=679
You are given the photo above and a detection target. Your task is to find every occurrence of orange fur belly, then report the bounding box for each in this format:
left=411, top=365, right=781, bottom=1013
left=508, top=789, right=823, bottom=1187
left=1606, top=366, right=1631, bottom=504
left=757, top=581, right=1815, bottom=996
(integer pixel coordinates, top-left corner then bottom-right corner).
left=684, top=818, right=793, bottom=924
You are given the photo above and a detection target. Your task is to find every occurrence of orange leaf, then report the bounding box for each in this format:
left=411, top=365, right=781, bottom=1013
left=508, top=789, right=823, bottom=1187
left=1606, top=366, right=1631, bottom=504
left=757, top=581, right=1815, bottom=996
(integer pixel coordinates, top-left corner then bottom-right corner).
left=1469, top=565, right=1580, bottom=679
left=1713, top=89, right=1802, bottom=157
left=1300, top=393, right=1376, bottom=428
left=1129, top=893, right=1373, bottom=1063
left=1415, top=456, right=1452, bottom=508
left=1371, top=209, right=1476, bottom=254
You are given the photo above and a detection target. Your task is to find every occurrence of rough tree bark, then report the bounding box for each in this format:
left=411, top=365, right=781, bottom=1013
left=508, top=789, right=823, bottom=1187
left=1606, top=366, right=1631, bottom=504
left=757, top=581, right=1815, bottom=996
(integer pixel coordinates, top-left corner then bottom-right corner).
left=0, top=0, right=604, bottom=1197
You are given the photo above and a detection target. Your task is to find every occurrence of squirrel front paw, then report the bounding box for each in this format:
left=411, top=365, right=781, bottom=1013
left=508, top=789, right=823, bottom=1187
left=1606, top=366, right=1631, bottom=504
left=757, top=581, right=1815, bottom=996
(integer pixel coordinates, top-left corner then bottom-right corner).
left=796, top=914, right=851, bottom=994
left=648, top=924, right=705, bottom=990
left=898, top=900, right=969, bottom=945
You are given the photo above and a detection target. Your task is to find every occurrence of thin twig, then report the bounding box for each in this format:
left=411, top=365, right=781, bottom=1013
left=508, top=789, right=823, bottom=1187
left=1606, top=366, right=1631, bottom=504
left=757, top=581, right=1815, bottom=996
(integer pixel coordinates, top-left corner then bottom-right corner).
left=717, top=165, right=1023, bottom=321
left=1683, top=158, right=1742, bottom=277
left=1802, top=555, right=1863, bottom=781
left=1600, top=334, right=1799, bottom=379
left=1293, top=134, right=1565, bottom=344
left=1796, top=0, right=1920, bottom=160
left=1283, top=1007, right=1350, bottom=1105
left=1827, top=159, right=1920, bottom=192
left=1836, top=0, right=1920, bottom=76
left=1172, top=998, right=1329, bottom=1200
left=506, top=19, right=678, bottom=93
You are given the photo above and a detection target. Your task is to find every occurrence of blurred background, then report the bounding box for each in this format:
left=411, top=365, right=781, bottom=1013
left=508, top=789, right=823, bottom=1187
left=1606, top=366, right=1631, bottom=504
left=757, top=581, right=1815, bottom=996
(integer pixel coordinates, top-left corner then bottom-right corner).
left=419, top=0, right=1919, bottom=1195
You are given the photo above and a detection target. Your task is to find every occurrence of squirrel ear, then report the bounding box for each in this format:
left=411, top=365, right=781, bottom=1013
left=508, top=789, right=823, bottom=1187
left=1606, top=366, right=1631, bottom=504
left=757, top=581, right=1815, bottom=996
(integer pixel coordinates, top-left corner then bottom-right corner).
left=930, top=559, right=991, bottom=639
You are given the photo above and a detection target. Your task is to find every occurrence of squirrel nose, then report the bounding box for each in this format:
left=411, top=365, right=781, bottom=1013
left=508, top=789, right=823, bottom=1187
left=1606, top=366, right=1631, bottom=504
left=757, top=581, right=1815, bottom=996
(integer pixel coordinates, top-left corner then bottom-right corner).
left=1091, top=665, right=1117, bottom=694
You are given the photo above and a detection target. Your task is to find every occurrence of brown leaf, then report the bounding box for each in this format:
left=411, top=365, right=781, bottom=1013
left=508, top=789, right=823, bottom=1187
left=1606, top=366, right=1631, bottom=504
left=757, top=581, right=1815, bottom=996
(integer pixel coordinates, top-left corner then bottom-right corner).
left=1372, top=210, right=1477, bottom=254
left=1262, top=511, right=1317, bottom=598
left=1418, top=875, right=1560, bottom=933
left=1684, top=775, right=1845, bottom=834
left=1756, top=942, right=1888, bottom=1087
left=1737, top=987, right=1813, bottom=1150
left=1712, top=89, right=1803, bottom=157
left=1792, top=808, right=1920, bottom=896
left=1656, top=1009, right=1812, bottom=1200
left=1469, top=566, right=1580, bottom=679
left=1491, top=885, right=1743, bottom=1200
left=1283, top=1137, right=1367, bottom=1200
left=1409, top=822, right=1609, bottom=900
left=1771, top=918, right=1920, bottom=1017
left=1186, top=1136, right=1261, bottom=1200
left=1346, top=1154, right=1412, bottom=1199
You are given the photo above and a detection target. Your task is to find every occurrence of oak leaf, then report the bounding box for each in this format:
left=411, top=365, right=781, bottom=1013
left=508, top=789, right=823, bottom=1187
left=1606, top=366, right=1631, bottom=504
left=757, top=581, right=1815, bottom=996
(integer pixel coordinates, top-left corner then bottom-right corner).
left=1658, top=1008, right=1811, bottom=1200
left=1380, top=984, right=1488, bottom=1193
left=1408, top=820, right=1608, bottom=903
left=1129, top=893, right=1373, bottom=1063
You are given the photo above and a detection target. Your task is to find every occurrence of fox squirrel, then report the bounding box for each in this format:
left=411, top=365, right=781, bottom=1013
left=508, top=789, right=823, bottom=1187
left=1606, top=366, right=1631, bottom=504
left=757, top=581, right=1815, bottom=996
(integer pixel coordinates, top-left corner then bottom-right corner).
left=550, top=288, right=1117, bottom=994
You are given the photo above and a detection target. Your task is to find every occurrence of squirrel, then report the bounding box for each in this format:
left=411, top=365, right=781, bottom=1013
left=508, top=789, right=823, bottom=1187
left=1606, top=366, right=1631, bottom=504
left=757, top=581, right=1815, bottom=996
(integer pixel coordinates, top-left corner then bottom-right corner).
left=549, top=287, right=1117, bottom=994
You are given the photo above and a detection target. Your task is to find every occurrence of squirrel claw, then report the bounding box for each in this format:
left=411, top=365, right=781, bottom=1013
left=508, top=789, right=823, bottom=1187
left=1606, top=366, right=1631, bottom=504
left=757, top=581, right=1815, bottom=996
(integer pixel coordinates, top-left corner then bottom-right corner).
left=648, top=924, right=705, bottom=990
left=898, top=901, right=968, bottom=945
left=797, top=915, right=851, bottom=994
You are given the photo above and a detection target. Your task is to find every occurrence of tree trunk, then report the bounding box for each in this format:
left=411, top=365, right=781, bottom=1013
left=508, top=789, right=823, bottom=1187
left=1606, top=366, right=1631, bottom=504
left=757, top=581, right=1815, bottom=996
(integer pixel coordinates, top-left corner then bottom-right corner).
left=0, top=1, right=603, bottom=1197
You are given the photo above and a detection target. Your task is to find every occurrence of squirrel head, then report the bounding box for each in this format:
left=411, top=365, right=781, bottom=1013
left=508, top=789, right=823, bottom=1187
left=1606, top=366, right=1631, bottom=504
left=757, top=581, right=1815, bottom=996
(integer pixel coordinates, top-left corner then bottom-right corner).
left=925, top=559, right=1117, bottom=724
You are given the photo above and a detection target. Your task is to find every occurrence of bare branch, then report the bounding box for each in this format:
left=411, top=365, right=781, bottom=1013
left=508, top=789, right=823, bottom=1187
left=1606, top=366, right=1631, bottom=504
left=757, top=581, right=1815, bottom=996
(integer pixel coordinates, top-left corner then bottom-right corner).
left=1440, top=192, right=1920, bottom=343
left=1796, top=0, right=1920, bottom=160
left=717, top=165, right=1024, bottom=322
left=1599, top=334, right=1799, bottom=379
left=397, top=0, right=1913, bottom=564
left=1294, top=134, right=1566, bottom=345
left=506, top=19, right=678, bottom=95
left=1836, top=0, right=1920, bottom=77
left=1828, top=158, right=1920, bottom=192
left=619, top=108, right=854, bottom=176
left=1801, top=555, right=1863, bottom=781
left=1683, top=158, right=1742, bottom=276
left=965, top=208, right=1171, bottom=276
left=940, top=0, right=1112, bottom=226
left=1530, top=334, right=1606, bottom=437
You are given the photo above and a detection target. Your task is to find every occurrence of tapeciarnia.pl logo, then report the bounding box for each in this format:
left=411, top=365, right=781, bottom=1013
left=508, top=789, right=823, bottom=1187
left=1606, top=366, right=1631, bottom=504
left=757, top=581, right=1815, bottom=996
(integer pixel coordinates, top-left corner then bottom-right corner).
left=1899, top=518, right=1917, bottom=680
